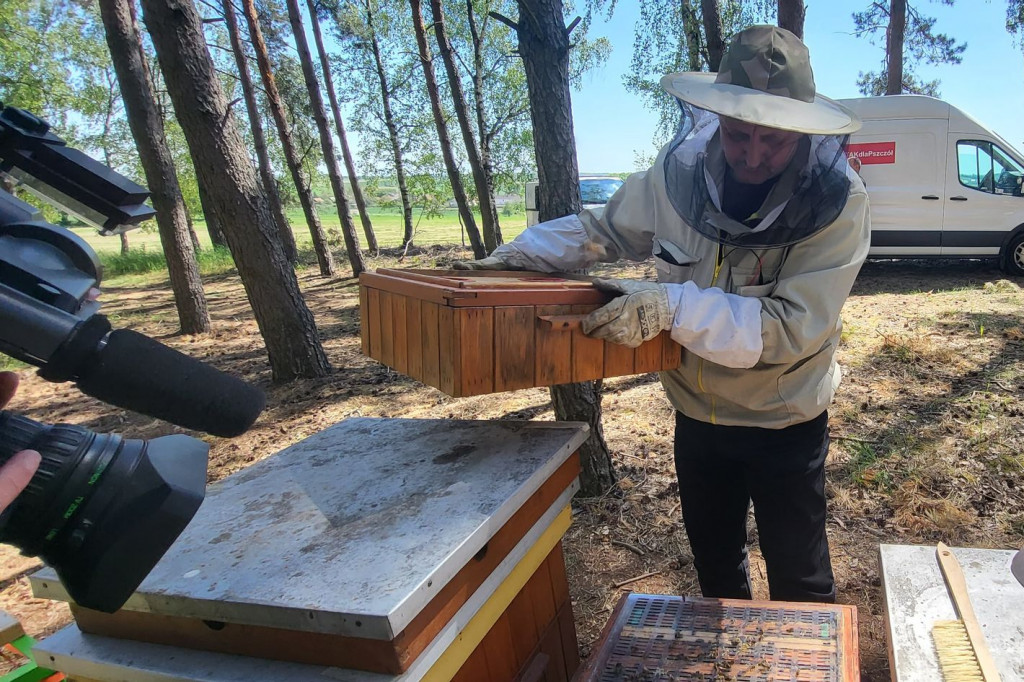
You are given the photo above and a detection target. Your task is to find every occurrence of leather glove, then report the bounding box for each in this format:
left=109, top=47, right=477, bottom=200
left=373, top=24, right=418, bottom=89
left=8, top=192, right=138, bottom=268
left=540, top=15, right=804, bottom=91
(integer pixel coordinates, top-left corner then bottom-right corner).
left=582, top=278, right=671, bottom=348
left=451, top=256, right=522, bottom=271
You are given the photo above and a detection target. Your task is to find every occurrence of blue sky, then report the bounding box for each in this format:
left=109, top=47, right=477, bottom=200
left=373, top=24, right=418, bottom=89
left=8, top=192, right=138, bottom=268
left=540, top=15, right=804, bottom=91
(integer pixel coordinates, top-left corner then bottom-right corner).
left=571, top=1, right=1024, bottom=174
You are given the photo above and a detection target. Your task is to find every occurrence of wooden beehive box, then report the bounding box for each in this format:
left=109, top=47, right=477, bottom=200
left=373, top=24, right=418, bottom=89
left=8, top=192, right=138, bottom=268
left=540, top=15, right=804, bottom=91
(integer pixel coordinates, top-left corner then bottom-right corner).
left=359, top=269, right=682, bottom=397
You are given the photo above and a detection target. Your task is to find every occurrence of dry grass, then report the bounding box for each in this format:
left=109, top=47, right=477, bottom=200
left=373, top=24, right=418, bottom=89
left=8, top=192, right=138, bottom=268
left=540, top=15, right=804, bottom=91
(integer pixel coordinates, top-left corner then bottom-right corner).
left=1, top=253, right=1023, bottom=681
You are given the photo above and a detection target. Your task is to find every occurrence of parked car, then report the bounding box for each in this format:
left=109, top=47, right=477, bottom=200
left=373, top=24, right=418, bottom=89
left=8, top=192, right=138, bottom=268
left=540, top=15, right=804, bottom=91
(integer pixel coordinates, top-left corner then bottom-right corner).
left=525, top=176, right=624, bottom=227
left=839, top=95, right=1024, bottom=274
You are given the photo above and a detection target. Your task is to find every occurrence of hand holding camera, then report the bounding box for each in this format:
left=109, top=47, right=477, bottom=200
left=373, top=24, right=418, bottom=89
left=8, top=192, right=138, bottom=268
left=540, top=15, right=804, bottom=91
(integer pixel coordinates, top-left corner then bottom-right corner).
left=0, top=372, right=40, bottom=512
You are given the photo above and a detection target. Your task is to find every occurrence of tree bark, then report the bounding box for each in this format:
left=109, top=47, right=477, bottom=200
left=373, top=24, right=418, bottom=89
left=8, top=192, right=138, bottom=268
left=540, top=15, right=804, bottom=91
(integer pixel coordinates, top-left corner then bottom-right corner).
left=432, top=0, right=500, bottom=254
left=98, top=0, right=211, bottom=335
left=682, top=0, right=703, bottom=71
left=197, top=179, right=228, bottom=248
left=223, top=0, right=297, bottom=262
left=466, top=0, right=502, bottom=248
left=139, top=0, right=331, bottom=380
left=777, top=0, right=805, bottom=39
left=886, top=0, right=906, bottom=95
left=242, top=0, right=336, bottom=277
left=700, top=0, right=726, bottom=72
left=364, top=1, right=415, bottom=249
left=514, top=0, right=615, bottom=497
left=409, top=0, right=487, bottom=259
left=286, top=0, right=365, bottom=276
left=307, top=0, right=378, bottom=254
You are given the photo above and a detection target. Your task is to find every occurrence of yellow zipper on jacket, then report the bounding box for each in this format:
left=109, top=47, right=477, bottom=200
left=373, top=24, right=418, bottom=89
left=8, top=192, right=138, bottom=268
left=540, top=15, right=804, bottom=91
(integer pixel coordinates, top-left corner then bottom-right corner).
left=699, top=243, right=724, bottom=424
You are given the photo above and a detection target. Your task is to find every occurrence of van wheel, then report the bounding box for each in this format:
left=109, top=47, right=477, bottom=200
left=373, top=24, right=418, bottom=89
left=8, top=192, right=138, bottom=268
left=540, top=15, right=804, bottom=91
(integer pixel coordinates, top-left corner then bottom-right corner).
left=1003, top=233, right=1024, bottom=277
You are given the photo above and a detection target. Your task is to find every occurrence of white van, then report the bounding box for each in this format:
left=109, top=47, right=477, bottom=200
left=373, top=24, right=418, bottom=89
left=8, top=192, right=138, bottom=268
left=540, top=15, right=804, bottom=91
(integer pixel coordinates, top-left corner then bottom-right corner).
left=838, top=95, right=1024, bottom=274
left=525, top=176, right=623, bottom=227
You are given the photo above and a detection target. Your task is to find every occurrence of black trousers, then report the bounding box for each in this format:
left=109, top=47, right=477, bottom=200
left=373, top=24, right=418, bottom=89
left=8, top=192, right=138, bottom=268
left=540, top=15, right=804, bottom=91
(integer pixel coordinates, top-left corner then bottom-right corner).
left=673, top=410, right=835, bottom=603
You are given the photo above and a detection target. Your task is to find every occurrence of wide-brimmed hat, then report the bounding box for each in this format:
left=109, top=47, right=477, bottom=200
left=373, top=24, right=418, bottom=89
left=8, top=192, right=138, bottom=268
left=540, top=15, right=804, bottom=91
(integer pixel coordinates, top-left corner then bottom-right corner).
left=660, top=25, right=861, bottom=135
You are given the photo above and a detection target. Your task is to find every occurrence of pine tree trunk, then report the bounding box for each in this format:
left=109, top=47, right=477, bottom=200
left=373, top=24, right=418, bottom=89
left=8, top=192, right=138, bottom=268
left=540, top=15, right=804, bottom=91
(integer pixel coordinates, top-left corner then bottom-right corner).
left=409, top=0, right=486, bottom=259
left=223, top=0, right=297, bottom=262
left=514, top=0, right=615, bottom=497
left=241, top=0, right=336, bottom=277
left=198, top=179, right=228, bottom=248
left=777, top=0, right=805, bottom=39
left=306, top=0, right=378, bottom=254
left=365, top=1, right=415, bottom=248
left=700, top=0, right=726, bottom=72
left=120, top=232, right=130, bottom=255
left=99, top=0, right=211, bottom=335
left=139, top=0, right=330, bottom=380
left=431, top=0, right=499, bottom=254
left=285, top=0, right=365, bottom=276
left=886, top=0, right=906, bottom=95
left=466, top=0, right=503, bottom=248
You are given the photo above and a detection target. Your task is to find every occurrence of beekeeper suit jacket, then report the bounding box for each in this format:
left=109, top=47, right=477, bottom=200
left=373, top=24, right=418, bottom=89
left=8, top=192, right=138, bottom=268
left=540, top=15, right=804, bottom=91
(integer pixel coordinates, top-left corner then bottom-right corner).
left=492, top=116, right=871, bottom=428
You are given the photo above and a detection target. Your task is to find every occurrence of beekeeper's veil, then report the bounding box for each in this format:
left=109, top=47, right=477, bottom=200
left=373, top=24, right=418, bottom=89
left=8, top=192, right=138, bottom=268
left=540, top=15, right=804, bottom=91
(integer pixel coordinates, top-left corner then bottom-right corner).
left=660, top=25, right=862, bottom=248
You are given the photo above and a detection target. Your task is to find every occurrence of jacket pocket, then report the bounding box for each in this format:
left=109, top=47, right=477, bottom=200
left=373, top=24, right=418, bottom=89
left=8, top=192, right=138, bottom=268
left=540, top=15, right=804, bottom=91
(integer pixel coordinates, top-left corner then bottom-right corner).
left=653, top=238, right=699, bottom=283
left=777, top=341, right=836, bottom=422
left=736, top=282, right=775, bottom=298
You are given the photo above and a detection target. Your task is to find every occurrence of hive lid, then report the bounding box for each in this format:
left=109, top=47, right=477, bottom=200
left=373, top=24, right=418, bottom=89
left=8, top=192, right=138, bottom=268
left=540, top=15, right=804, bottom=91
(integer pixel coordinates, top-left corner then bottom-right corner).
left=32, top=418, right=588, bottom=641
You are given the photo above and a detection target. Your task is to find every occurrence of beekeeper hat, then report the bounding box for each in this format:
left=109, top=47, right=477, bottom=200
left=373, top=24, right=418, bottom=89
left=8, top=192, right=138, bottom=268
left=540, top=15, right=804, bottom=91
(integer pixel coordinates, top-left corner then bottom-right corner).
left=660, top=25, right=861, bottom=135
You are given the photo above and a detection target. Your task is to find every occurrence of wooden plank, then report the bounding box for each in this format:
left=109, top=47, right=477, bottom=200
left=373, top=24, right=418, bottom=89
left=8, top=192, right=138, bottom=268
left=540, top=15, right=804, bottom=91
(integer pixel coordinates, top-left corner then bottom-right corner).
left=535, top=305, right=572, bottom=386
left=359, top=285, right=369, bottom=356
left=367, top=288, right=382, bottom=362
left=505, top=576, right=542, bottom=668
left=379, top=290, right=395, bottom=368
left=406, top=297, right=423, bottom=383
left=360, top=270, right=606, bottom=307
left=602, top=337, right=635, bottom=378
left=662, top=333, right=682, bottom=370
left=421, top=301, right=441, bottom=390
left=526, top=554, right=558, bottom=642
left=391, top=295, right=408, bottom=374
left=538, top=603, right=568, bottom=682
left=556, top=600, right=580, bottom=679
left=570, top=305, right=603, bottom=383
left=451, top=644, right=490, bottom=682
left=495, top=306, right=537, bottom=392
left=482, top=613, right=520, bottom=682
left=634, top=331, right=664, bottom=374
left=438, top=305, right=459, bottom=396
left=459, top=307, right=494, bottom=397
left=549, top=542, right=571, bottom=608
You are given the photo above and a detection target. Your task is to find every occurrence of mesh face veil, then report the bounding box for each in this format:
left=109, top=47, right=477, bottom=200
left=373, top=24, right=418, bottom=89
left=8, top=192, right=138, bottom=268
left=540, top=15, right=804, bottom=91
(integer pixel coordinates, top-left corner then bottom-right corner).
left=662, top=100, right=853, bottom=249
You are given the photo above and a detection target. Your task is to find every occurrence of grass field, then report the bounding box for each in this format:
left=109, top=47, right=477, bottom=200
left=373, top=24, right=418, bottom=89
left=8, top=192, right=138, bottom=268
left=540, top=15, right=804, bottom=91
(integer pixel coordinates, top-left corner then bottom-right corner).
left=75, top=206, right=529, bottom=256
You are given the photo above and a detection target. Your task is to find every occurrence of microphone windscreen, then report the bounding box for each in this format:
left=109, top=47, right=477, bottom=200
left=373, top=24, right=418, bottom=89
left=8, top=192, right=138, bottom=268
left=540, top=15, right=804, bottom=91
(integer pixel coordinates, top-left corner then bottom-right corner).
left=74, top=329, right=265, bottom=437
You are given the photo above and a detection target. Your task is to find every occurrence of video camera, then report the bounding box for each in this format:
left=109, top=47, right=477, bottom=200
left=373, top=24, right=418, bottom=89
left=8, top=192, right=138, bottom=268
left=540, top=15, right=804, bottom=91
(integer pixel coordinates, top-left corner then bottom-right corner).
left=0, top=104, right=266, bottom=613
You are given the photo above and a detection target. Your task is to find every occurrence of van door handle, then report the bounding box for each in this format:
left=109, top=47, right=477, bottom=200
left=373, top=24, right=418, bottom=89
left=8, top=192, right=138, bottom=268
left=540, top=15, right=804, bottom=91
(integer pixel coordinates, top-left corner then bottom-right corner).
left=950, top=196, right=968, bottom=201
left=922, top=195, right=939, bottom=200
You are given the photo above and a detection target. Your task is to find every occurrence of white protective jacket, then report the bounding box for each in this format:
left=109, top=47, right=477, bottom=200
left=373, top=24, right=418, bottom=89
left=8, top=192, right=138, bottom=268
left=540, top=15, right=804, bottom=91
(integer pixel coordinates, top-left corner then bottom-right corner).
left=493, top=118, right=871, bottom=428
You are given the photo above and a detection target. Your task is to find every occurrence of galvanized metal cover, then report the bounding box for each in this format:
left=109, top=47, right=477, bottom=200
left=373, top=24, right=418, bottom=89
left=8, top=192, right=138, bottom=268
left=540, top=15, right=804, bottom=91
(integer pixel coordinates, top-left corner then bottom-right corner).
left=32, top=418, right=588, bottom=641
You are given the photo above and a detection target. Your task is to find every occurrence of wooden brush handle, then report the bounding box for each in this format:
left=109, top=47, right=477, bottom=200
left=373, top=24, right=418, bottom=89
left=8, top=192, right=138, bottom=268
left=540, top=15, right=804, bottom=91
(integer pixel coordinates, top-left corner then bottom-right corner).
left=936, top=542, right=1002, bottom=681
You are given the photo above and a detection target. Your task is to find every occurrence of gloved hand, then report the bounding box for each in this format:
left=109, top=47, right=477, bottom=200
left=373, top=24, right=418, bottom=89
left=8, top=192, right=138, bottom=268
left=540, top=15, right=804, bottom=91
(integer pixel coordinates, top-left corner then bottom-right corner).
left=451, top=256, right=523, bottom=271
left=582, top=278, right=671, bottom=348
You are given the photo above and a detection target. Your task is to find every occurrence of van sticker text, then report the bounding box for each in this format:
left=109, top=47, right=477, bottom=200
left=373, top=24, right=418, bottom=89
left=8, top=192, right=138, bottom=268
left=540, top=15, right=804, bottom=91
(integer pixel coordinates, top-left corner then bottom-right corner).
left=846, top=142, right=896, bottom=165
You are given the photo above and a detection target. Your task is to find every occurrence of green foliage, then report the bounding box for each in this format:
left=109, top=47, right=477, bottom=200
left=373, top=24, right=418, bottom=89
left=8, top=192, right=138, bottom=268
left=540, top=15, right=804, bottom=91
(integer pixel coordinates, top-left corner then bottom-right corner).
left=0, top=0, right=110, bottom=131
left=852, top=1, right=967, bottom=97
left=603, top=0, right=773, bottom=146
left=1009, top=0, right=1024, bottom=45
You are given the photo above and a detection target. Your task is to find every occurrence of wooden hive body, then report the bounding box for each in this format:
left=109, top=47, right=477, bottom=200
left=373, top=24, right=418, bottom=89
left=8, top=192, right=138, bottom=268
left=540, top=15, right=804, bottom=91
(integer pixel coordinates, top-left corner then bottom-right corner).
left=359, top=269, right=682, bottom=397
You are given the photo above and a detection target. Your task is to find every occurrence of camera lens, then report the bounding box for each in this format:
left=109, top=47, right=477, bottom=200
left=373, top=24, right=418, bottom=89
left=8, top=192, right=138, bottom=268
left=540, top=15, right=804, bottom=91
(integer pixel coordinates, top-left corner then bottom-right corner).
left=0, top=411, right=208, bottom=612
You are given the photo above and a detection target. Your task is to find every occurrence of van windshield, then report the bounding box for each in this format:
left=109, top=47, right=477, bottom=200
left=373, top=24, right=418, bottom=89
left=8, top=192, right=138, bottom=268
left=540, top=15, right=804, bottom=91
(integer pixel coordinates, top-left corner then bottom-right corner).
left=580, top=178, right=624, bottom=205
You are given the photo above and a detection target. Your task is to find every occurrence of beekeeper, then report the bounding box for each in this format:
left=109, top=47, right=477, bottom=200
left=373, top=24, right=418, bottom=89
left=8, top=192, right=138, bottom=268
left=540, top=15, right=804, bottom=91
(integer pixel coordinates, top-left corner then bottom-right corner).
left=457, top=25, right=870, bottom=603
